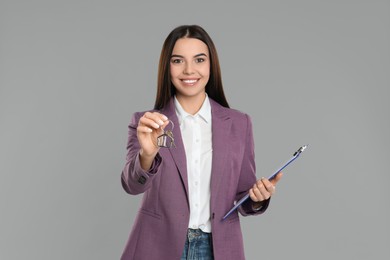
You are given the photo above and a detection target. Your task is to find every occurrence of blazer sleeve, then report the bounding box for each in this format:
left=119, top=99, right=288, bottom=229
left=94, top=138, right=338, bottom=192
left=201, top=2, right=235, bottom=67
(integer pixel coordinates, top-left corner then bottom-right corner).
left=236, top=114, right=270, bottom=216
left=121, top=112, right=163, bottom=195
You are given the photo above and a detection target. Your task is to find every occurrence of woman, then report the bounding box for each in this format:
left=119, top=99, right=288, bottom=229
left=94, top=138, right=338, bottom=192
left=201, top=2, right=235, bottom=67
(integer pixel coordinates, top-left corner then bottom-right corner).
left=121, top=25, right=282, bottom=260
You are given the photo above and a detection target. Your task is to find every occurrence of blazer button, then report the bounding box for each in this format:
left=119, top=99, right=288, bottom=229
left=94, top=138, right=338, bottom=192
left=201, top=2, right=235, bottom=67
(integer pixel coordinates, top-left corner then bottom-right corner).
left=138, top=176, right=147, bottom=184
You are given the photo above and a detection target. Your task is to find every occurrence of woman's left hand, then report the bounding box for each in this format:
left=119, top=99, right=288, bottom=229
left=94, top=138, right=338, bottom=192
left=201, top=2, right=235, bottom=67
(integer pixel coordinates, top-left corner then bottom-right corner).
left=249, top=172, right=283, bottom=202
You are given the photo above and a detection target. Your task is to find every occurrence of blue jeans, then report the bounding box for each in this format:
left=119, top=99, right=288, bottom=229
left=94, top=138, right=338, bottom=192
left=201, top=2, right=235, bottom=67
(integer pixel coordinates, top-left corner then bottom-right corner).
left=181, top=229, right=214, bottom=260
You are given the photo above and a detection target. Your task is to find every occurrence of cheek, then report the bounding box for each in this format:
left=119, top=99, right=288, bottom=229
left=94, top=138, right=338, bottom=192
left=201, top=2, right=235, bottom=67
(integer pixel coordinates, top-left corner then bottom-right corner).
left=169, top=68, right=180, bottom=88
left=202, top=69, right=210, bottom=81
left=202, top=63, right=210, bottom=78
left=169, top=65, right=179, bottom=78
left=169, top=67, right=174, bottom=79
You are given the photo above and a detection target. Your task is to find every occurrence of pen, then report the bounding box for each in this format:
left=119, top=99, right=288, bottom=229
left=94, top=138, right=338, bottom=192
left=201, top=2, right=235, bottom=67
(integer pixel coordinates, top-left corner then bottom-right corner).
left=222, top=145, right=308, bottom=221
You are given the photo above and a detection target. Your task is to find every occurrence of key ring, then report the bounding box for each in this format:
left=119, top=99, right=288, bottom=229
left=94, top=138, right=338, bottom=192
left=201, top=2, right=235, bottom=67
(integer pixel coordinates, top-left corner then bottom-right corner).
left=157, top=120, right=176, bottom=148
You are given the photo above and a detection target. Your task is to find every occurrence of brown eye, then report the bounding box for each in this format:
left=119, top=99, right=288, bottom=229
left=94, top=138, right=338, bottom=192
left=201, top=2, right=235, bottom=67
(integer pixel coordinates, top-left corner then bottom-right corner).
left=195, top=58, right=205, bottom=63
left=171, top=59, right=183, bottom=64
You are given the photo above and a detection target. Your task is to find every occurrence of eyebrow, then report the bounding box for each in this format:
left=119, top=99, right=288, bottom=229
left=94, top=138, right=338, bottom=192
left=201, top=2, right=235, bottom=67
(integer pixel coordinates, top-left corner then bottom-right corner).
left=170, top=53, right=208, bottom=58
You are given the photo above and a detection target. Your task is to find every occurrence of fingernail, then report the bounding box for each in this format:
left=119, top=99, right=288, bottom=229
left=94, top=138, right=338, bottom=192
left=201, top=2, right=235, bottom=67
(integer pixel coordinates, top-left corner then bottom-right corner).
left=158, top=120, right=164, bottom=125
left=153, top=123, right=160, bottom=128
left=147, top=128, right=153, bottom=133
left=162, top=115, right=168, bottom=121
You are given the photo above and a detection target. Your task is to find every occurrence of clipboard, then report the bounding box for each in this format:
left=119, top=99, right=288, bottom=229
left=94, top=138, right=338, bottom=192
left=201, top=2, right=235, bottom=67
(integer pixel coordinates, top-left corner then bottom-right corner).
left=222, top=145, right=308, bottom=221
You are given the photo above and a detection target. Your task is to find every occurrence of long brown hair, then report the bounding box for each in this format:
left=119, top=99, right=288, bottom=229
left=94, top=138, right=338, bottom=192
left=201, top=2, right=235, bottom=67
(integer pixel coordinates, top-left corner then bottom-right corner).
left=154, top=25, right=229, bottom=109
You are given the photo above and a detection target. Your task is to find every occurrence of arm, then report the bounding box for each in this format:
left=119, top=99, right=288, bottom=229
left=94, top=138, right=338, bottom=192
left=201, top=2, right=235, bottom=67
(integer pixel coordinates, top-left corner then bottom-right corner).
left=121, top=112, right=168, bottom=195
left=235, top=114, right=266, bottom=216
left=236, top=114, right=282, bottom=216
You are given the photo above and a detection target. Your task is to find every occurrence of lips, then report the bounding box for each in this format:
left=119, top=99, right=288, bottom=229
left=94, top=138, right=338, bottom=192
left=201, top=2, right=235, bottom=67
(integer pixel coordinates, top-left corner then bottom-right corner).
left=180, top=78, right=199, bottom=86
left=181, top=79, right=198, bottom=84
left=182, top=79, right=197, bottom=83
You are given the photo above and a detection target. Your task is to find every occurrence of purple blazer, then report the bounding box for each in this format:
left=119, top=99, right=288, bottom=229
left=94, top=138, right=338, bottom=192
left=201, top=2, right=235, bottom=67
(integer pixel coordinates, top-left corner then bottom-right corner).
left=121, top=98, right=270, bottom=260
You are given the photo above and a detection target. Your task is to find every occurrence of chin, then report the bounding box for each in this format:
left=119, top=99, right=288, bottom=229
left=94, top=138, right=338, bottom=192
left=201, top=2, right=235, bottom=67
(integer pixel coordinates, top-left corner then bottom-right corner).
left=177, top=89, right=206, bottom=99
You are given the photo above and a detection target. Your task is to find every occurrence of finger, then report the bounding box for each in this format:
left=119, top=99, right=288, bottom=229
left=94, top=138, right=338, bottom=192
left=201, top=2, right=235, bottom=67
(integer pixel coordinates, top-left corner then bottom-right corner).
left=248, top=188, right=258, bottom=202
left=261, top=178, right=276, bottom=194
left=270, top=172, right=283, bottom=186
left=137, top=125, right=153, bottom=133
left=256, top=179, right=271, bottom=200
left=252, top=183, right=265, bottom=202
left=143, top=112, right=168, bottom=126
left=139, top=117, right=161, bottom=129
left=153, top=112, right=168, bottom=122
left=160, top=120, right=170, bottom=130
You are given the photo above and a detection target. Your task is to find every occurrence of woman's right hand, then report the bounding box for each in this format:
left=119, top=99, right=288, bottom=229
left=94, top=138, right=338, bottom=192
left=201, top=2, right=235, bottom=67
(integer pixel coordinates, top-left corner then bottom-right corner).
left=137, top=112, right=169, bottom=168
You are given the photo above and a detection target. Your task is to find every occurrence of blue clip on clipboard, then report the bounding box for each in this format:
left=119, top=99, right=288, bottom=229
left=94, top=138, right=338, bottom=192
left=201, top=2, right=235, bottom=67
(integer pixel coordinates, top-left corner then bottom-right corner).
left=222, top=145, right=308, bottom=221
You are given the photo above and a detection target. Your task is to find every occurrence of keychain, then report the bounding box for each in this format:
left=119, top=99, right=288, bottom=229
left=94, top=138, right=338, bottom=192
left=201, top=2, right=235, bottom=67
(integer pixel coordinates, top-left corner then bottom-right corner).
left=157, top=120, right=176, bottom=148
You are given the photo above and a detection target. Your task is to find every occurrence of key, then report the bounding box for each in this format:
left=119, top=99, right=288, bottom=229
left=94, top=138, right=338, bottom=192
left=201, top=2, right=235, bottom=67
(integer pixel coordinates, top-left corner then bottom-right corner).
left=157, top=120, right=175, bottom=148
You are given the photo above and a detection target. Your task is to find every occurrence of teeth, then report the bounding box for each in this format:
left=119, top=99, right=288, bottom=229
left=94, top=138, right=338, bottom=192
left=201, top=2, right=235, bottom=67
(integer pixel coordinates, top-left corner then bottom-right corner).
left=182, top=79, right=197, bottom=84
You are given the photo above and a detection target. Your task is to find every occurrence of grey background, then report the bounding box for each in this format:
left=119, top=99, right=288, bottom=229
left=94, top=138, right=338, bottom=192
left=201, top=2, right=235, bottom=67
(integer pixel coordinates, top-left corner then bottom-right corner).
left=1, top=0, right=389, bottom=259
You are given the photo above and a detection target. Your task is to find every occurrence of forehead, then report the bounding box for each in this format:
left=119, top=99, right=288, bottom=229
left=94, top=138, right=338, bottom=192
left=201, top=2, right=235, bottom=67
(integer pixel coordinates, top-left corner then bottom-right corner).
left=171, top=38, right=209, bottom=56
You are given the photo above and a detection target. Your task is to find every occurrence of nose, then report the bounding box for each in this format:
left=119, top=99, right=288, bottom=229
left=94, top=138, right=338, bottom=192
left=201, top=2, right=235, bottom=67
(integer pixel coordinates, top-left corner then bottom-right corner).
left=183, top=62, right=194, bottom=75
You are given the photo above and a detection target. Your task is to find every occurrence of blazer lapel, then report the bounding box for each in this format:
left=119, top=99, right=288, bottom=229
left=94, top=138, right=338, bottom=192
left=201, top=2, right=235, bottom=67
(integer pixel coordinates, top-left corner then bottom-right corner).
left=209, top=99, right=232, bottom=207
left=160, top=99, right=189, bottom=203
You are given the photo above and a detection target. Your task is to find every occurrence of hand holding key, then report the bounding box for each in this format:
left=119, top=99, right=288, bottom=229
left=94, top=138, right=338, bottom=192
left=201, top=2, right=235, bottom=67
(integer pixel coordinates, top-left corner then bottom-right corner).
left=137, top=112, right=169, bottom=169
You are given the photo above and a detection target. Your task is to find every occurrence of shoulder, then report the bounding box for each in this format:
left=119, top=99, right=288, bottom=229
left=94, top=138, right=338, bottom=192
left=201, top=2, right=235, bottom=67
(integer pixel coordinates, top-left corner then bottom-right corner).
left=210, top=98, right=252, bottom=123
left=227, top=107, right=250, bottom=121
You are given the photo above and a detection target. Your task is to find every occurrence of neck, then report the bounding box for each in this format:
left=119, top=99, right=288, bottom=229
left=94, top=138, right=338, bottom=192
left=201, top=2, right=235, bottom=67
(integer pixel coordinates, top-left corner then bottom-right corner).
left=176, top=93, right=206, bottom=115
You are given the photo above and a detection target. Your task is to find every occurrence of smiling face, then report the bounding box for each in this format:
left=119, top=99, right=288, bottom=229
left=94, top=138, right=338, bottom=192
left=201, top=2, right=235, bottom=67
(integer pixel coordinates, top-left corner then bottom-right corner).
left=170, top=38, right=210, bottom=104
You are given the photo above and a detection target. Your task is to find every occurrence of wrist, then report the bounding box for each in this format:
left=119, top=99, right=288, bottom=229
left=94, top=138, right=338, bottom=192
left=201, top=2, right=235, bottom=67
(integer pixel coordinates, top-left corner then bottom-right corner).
left=139, top=149, right=158, bottom=170
left=140, top=148, right=158, bottom=159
